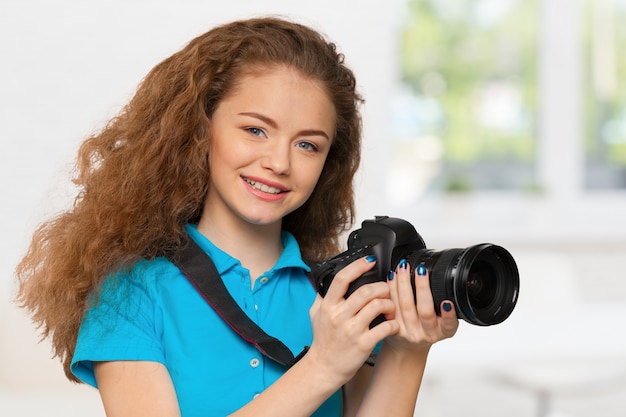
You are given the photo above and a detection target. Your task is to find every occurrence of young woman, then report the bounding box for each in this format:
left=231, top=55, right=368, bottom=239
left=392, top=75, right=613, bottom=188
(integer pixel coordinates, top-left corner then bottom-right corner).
left=16, top=17, right=458, bottom=416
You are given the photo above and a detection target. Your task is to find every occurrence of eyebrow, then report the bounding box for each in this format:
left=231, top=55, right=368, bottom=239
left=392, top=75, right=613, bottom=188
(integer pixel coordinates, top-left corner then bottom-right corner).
left=238, top=112, right=331, bottom=141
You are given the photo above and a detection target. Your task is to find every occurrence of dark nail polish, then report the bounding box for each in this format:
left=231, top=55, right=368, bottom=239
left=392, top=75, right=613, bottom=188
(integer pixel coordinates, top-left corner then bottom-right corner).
left=366, top=255, right=376, bottom=263
left=443, top=302, right=452, bottom=312
left=417, top=263, right=427, bottom=276
left=398, top=259, right=408, bottom=269
left=387, top=271, right=394, bottom=281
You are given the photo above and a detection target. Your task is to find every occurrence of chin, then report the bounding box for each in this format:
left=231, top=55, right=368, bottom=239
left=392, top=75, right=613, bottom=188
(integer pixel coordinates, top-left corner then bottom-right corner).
left=241, top=214, right=284, bottom=228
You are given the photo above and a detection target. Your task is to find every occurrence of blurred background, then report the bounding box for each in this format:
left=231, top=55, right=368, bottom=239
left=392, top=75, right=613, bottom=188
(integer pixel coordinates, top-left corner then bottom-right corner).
left=1, top=0, right=625, bottom=416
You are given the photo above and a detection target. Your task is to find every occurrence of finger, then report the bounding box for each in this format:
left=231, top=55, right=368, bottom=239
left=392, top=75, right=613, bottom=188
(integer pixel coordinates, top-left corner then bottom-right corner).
left=344, top=281, right=391, bottom=317
left=355, top=297, right=396, bottom=330
left=439, top=300, right=460, bottom=337
left=413, top=264, right=437, bottom=326
left=323, top=255, right=377, bottom=303
left=385, top=263, right=401, bottom=321
left=396, top=260, right=419, bottom=326
left=367, top=317, right=399, bottom=343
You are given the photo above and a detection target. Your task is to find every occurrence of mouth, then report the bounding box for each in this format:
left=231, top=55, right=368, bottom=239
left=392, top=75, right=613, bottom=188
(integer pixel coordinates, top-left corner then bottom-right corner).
left=243, top=177, right=286, bottom=195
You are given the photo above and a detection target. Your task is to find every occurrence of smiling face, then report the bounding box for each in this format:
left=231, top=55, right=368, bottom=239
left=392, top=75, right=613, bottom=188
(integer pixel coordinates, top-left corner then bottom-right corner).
left=201, top=65, right=337, bottom=233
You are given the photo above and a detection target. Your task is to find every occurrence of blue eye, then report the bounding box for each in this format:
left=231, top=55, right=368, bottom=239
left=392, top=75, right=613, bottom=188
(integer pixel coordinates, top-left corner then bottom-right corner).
left=246, top=127, right=266, bottom=137
left=297, top=141, right=318, bottom=152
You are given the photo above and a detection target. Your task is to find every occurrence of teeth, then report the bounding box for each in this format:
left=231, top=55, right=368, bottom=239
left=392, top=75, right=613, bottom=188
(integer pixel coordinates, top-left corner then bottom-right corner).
left=244, top=178, right=282, bottom=194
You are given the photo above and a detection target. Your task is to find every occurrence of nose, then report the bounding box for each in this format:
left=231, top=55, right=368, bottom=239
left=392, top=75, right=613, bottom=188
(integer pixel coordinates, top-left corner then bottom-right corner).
left=261, top=140, right=291, bottom=175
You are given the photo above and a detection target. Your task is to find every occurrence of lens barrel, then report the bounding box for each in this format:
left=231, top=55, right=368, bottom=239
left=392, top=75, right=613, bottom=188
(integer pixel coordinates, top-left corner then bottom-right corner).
left=406, top=244, right=519, bottom=326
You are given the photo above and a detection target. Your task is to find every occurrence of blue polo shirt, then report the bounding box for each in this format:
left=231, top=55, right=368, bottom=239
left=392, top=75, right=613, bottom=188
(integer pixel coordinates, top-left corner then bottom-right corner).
left=71, top=224, right=342, bottom=416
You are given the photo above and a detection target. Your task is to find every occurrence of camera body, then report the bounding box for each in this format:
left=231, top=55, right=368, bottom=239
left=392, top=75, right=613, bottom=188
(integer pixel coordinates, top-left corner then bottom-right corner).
left=314, top=216, right=425, bottom=299
left=312, top=216, right=519, bottom=326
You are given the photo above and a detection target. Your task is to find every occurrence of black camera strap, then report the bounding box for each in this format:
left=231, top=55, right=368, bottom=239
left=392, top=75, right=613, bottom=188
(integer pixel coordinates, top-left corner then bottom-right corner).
left=168, top=235, right=309, bottom=368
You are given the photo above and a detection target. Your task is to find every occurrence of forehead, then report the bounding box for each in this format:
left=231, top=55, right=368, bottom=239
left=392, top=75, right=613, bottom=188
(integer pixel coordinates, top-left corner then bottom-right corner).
left=230, top=64, right=329, bottom=98
left=217, top=65, right=337, bottom=135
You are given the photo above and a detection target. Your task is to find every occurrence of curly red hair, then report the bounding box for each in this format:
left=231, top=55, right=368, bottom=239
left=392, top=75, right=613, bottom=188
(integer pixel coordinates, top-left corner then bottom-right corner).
left=16, top=17, right=363, bottom=382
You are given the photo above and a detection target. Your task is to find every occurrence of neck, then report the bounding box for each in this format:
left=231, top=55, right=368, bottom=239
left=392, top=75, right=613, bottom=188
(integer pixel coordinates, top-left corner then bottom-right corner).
left=196, top=215, right=283, bottom=280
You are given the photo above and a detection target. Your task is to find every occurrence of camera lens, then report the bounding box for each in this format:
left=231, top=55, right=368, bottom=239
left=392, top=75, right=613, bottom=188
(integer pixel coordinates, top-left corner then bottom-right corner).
left=408, top=244, right=519, bottom=326
left=466, top=260, right=496, bottom=310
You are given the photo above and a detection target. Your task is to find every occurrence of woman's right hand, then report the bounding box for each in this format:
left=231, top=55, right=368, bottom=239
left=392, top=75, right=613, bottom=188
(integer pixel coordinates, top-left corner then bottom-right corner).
left=306, top=256, right=399, bottom=386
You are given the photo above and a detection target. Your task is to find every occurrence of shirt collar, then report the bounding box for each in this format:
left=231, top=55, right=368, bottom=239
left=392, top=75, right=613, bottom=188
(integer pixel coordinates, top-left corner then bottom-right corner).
left=184, top=224, right=310, bottom=275
left=274, top=231, right=311, bottom=273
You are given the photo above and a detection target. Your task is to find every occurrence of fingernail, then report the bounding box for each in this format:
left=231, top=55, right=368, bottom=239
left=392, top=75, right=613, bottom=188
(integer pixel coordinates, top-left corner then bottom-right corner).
left=365, top=255, right=376, bottom=262
left=398, top=259, right=408, bottom=270
left=443, top=302, right=452, bottom=312
left=387, top=271, right=394, bottom=281
left=417, top=263, right=427, bottom=276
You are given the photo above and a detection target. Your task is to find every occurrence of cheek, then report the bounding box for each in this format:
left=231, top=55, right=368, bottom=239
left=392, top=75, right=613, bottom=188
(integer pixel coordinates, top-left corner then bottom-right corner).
left=210, top=139, right=247, bottom=171
left=302, top=161, right=328, bottom=192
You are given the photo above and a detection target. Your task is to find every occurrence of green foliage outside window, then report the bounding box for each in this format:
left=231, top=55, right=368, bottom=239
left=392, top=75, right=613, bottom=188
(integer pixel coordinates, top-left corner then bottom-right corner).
left=584, top=0, right=626, bottom=188
left=398, top=0, right=538, bottom=191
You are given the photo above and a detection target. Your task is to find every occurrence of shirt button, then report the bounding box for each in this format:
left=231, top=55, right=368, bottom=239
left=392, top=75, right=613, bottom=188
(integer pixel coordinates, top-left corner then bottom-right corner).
left=259, top=276, right=269, bottom=284
left=254, top=304, right=259, bottom=311
left=250, top=358, right=260, bottom=368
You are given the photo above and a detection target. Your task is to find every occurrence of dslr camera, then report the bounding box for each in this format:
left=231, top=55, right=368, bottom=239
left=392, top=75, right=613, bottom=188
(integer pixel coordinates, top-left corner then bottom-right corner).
left=312, top=216, right=519, bottom=326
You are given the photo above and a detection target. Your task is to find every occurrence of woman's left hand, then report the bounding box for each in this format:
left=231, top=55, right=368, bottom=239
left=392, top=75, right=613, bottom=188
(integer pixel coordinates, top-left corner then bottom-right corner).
left=384, top=261, right=459, bottom=353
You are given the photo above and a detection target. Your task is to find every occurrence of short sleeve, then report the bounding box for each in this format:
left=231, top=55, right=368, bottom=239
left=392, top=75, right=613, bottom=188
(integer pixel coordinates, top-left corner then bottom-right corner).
left=71, top=265, right=164, bottom=387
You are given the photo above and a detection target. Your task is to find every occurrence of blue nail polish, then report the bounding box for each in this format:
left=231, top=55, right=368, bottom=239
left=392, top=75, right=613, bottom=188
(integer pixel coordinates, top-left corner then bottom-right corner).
left=398, top=259, right=408, bottom=270
left=365, top=255, right=376, bottom=263
left=443, top=302, right=452, bottom=312
left=387, top=271, right=394, bottom=281
left=417, top=263, right=427, bottom=276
